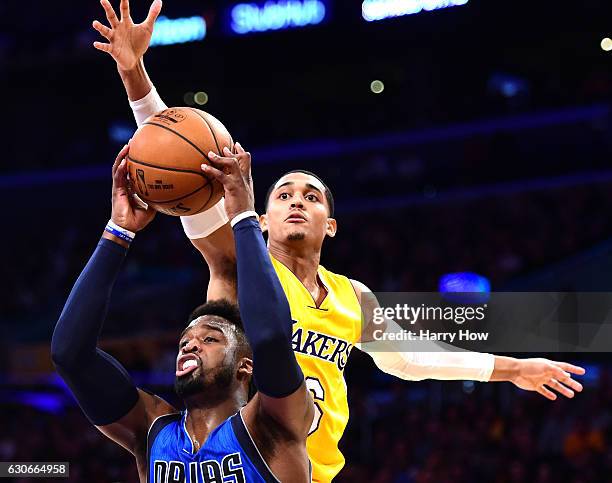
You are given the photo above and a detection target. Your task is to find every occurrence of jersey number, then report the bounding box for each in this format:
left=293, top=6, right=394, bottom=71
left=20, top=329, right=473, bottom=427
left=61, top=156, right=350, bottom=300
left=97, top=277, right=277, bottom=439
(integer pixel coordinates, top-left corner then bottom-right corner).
left=305, top=377, right=325, bottom=435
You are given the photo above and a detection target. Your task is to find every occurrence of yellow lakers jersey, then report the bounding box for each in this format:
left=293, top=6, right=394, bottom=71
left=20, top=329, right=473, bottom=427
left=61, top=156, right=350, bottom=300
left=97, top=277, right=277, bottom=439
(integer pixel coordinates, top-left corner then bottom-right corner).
left=270, top=255, right=362, bottom=483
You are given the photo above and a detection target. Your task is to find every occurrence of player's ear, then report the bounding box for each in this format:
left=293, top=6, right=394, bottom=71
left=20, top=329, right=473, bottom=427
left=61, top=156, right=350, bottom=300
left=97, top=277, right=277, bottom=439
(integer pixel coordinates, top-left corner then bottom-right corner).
left=325, top=218, right=337, bottom=238
left=237, top=357, right=253, bottom=380
left=259, top=214, right=268, bottom=233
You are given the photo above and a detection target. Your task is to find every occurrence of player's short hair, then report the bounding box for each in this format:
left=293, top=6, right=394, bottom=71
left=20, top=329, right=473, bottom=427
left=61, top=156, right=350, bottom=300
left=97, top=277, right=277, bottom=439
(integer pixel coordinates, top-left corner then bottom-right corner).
left=184, top=299, right=256, bottom=400
left=185, top=299, right=251, bottom=358
left=187, top=299, right=242, bottom=329
left=264, top=170, right=335, bottom=217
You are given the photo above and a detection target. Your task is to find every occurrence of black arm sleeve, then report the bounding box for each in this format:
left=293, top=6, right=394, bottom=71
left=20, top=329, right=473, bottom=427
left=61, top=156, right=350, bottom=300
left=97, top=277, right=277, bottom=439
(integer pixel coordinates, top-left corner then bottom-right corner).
left=50, top=238, right=139, bottom=425
left=233, top=217, right=304, bottom=398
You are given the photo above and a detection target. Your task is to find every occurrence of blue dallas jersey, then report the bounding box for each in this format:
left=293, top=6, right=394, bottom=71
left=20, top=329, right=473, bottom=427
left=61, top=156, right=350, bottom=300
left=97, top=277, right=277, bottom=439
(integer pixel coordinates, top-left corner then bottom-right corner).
left=147, top=410, right=279, bottom=483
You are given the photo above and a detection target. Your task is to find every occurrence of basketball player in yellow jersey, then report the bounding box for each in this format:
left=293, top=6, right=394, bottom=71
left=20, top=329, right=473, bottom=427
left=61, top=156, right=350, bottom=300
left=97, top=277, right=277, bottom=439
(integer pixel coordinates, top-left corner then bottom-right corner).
left=267, top=249, right=360, bottom=479
left=204, top=164, right=585, bottom=482
left=92, top=2, right=586, bottom=480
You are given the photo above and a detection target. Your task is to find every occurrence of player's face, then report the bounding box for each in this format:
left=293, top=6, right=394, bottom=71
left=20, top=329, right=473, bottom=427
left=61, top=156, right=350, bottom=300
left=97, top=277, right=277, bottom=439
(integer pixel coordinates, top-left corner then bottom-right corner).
left=263, top=173, right=336, bottom=246
left=174, top=316, right=240, bottom=398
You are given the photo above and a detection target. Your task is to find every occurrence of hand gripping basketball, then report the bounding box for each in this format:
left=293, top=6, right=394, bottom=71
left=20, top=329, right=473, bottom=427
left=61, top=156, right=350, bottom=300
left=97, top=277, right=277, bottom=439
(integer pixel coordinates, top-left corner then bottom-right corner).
left=111, top=144, right=156, bottom=233
left=201, top=143, right=255, bottom=222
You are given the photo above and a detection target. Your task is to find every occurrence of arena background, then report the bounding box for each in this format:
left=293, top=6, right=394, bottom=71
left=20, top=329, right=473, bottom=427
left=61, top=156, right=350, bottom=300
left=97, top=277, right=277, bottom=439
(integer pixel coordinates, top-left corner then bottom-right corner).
left=2, top=1, right=612, bottom=481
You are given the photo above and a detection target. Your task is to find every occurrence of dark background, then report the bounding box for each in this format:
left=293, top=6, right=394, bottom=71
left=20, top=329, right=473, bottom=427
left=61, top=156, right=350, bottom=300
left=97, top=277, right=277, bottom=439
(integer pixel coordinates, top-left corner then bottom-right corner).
left=2, top=0, right=612, bottom=481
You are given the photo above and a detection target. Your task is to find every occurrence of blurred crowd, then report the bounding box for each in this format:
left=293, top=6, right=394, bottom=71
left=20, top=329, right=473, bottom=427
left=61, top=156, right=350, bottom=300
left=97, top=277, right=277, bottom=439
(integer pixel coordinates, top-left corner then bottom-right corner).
left=3, top=65, right=611, bottom=176
left=338, top=357, right=612, bottom=483
left=4, top=178, right=612, bottom=342
left=3, top=0, right=612, bottom=175
left=4, top=2, right=612, bottom=481
left=1, top=359, right=609, bottom=483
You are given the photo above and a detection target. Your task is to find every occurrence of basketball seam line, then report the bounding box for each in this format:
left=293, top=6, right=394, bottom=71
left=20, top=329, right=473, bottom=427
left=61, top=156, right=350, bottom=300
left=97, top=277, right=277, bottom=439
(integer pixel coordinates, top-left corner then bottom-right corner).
left=128, top=156, right=212, bottom=204
left=142, top=121, right=214, bottom=167
left=186, top=110, right=225, bottom=213
left=190, top=109, right=222, bottom=156
left=192, top=186, right=215, bottom=215
left=127, top=156, right=209, bottom=178
left=140, top=113, right=219, bottom=213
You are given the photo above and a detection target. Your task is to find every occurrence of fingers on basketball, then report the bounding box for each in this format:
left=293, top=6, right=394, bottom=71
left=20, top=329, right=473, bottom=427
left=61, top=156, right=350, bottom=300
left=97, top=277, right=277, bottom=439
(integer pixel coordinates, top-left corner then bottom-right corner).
left=231, top=142, right=252, bottom=175
left=112, top=145, right=129, bottom=176
left=201, top=162, right=226, bottom=183
left=209, top=151, right=238, bottom=174
left=114, top=159, right=130, bottom=190
left=128, top=107, right=231, bottom=216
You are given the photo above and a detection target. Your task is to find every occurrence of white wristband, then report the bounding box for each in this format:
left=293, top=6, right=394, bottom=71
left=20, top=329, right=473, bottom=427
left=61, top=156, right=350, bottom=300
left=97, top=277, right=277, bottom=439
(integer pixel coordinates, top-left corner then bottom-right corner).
left=129, top=87, right=168, bottom=127
left=230, top=211, right=259, bottom=228
left=180, top=198, right=230, bottom=239
left=105, top=219, right=136, bottom=243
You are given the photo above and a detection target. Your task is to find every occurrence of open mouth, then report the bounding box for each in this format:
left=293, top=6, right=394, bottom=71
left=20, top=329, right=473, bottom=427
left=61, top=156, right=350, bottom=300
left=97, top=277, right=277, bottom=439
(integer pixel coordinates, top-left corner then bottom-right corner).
left=176, top=355, right=200, bottom=377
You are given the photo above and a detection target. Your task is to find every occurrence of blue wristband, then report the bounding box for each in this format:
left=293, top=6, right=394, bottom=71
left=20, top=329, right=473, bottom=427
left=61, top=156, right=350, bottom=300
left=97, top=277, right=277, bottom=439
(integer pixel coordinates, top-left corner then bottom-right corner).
left=104, top=220, right=135, bottom=243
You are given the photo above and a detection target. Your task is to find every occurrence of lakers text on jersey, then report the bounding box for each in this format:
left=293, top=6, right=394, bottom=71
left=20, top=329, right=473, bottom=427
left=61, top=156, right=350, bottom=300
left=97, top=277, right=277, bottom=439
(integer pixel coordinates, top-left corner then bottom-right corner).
left=270, top=256, right=362, bottom=483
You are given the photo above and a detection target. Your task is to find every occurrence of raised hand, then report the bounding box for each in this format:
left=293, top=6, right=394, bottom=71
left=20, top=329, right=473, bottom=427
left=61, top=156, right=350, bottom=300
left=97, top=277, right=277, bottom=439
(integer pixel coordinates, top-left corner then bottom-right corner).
left=201, top=143, right=255, bottom=222
left=510, top=358, right=585, bottom=400
left=111, top=144, right=156, bottom=232
left=92, top=0, right=162, bottom=70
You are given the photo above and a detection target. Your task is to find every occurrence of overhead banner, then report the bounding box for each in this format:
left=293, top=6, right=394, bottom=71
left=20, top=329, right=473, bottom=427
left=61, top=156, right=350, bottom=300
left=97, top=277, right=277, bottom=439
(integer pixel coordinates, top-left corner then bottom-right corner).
left=362, top=0, right=469, bottom=22
left=230, top=0, right=327, bottom=34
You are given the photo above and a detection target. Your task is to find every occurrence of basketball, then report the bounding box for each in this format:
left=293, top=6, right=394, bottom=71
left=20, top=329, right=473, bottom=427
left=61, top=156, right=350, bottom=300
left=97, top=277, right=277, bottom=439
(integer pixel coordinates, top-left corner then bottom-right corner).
left=127, top=107, right=233, bottom=216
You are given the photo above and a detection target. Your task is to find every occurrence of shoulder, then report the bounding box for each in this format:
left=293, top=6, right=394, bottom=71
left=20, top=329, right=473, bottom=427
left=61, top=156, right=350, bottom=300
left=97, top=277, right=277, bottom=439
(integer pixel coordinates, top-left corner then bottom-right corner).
left=238, top=395, right=312, bottom=481
left=349, top=280, right=385, bottom=346
left=139, top=388, right=178, bottom=429
left=241, top=391, right=311, bottom=443
left=146, top=410, right=182, bottom=452
left=147, top=411, right=182, bottom=433
left=96, top=388, right=177, bottom=458
left=349, top=279, right=372, bottom=305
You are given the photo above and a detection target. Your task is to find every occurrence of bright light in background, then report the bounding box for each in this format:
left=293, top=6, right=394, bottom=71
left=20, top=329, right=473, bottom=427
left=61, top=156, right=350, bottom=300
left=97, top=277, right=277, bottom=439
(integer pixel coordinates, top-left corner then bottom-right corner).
left=370, top=80, right=385, bottom=94
left=231, top=0, right=326, bottom=35
left=601, top=37, right=612, bottom=52
left=194, top=92, right=209, bottom=105
left=109, top=122, right=135, bottom=143
left=439, top=272, right=491, bottom=304
left=362, top=0, right=468, bottom=22
left=150, top=16, right=206, bottom=47
left=488, top=73, right=530, bottom=99
left=439, top=272, right=491, bottom=293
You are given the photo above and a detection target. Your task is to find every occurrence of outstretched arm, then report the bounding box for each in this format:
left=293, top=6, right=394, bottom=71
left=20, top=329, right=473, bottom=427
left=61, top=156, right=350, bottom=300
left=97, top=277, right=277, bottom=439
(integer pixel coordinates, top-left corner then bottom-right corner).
left=51, top=146, right=170, bottom=454
left=352, top=279, right=585, bottom=401
left=93, top=0, right=237, bottom=302
left=203, top=148, right=314, bottom=439
left=93, top=0, right=165, bottom=117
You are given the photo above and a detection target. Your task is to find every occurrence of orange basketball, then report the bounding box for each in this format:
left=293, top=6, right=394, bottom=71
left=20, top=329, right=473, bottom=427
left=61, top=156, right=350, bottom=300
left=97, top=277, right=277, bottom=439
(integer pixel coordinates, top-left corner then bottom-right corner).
left=127, top=107, right=233, bottom=216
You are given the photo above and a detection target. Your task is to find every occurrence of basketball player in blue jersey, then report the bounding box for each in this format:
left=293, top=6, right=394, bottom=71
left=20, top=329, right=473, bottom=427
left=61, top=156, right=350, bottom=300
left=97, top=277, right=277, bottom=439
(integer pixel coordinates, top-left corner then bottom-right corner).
left=91, top=2, right=586, bottom=480
left=51, top=144, right=315, bottom=482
